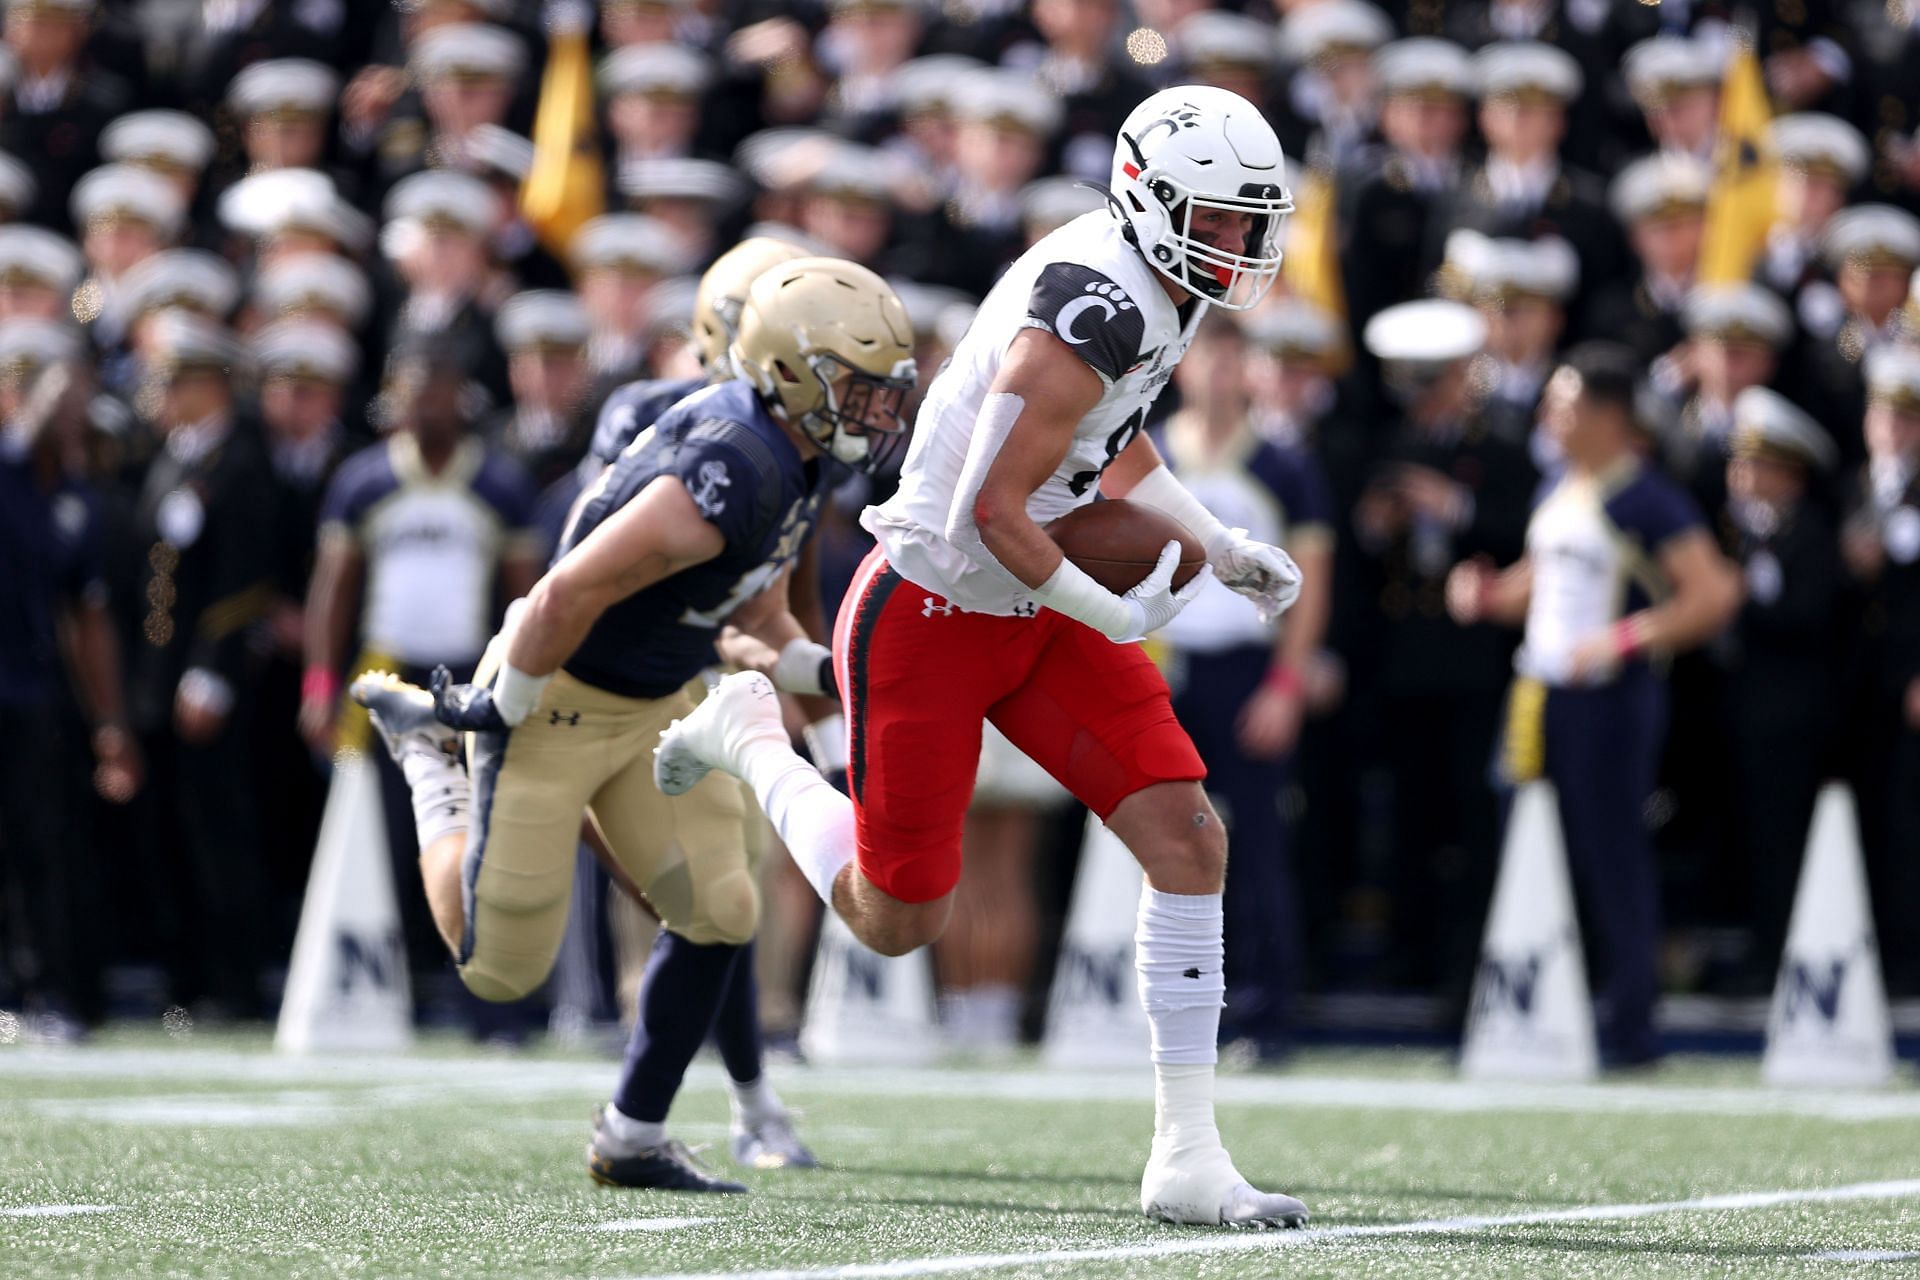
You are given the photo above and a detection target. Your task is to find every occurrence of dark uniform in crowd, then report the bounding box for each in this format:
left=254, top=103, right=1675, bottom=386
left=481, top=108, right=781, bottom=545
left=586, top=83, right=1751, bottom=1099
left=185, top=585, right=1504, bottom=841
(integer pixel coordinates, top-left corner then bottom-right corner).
left=1355, top=300, right=1536, bottom=999
left=1714, top=391, right=1844, bottom=990
left=121, top=314, right=279, bottom=1015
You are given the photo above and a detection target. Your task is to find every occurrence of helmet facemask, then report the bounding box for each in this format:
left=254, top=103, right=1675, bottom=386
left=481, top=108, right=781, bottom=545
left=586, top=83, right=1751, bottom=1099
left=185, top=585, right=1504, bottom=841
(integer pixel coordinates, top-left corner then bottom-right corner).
left=795, top=349, right=917, bottom=471
left=1130, top=168, right=1291, bottom=311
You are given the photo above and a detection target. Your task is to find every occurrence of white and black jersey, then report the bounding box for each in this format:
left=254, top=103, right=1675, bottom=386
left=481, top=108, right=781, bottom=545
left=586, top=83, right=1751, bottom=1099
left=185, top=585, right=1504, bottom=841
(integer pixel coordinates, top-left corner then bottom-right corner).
left=865, top=211, right=1204, bottom=614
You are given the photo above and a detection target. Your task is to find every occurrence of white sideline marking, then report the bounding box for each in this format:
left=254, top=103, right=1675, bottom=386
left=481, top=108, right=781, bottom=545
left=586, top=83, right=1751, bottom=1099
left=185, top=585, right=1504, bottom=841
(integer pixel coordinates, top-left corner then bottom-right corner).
left=0, top=1205, right=120, bottom=1218
left=628, top=1179, right=1920, bottom=1280
left=596, top=1218, right=719, bottom=1233
left=28, top=1094, right=343, bottom=1127
left=1808, top=1250, right=1920, bottom=1262
left=3, top=1049, right=1919, bottom=1123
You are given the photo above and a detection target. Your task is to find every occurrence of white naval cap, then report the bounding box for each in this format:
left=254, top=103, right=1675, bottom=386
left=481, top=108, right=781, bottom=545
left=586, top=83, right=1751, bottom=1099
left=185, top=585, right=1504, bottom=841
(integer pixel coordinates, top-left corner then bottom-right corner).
left=1243, top=297, right=1345, bottom=359
left=1769, top=113, right=1869, bottom=186
left=890, top=55, right=986, bottom=116
left=0, top=150, right=34, bottom=216
left=0, top=225, right=81, bottom=291
left=1731, top=386, right=1835, bottom=471
left=463, top=124, right=536, bottom=181
left=1179, top=11, right=1278, bottom=73
left=411, top=23, right=526, bottom=84
left=100, top=110, right=216, bottom=175
left=0, top=318, right=82, bottom=375
left=1623, top=36, right=1723, bottom=106
left=495, top=289, right=591, bottom=351
left=568, top=213, right=691, bottom=275
left=4, top=0, right=95, bottom=16
left=70, top=164, right=186, bottom=240
left=253, top=319, right=360, bottom=385
left=1474, top=41, right=1584, bottom=103
left=1608, top=151, right=1711, bottom=223
left=1363, top=298, right=1487, bottom=362
left=1866, top=344, right=1920, bottom=413
left=252, top=254, right=372, bottom=328
left=1682, top=283, right=1793, bottom=348
left=115, top=249, right=240, bottom=324
left=618, top=156, right=747, bottom=206
left=1821, top=203, right=1920, bottom=270
left=1448, top=231, right=1579, bottom=302
left=951, top=71, right=1063, bottom=136
left=1277, top=0, right=1392, bottom=65
left=734, top=128, right=843, bottom=192
left=143, top=310, right=245, bottom=376
left=227, top=58, right=339, bottom=119
left=887, top=278, right=975, bottom=340
left=598, top=43, right=712, bottom=98
left=218, top=169, right=373, bottom=251
left=806, top=143, right=898, bottom=203
left=1372, top=38, right=1476, bottom=100
left=1018, top=175, right=1107, bottom=233
left=383, top=168, right=497, bottom=238
left=642, top=274, right=700, bottom=337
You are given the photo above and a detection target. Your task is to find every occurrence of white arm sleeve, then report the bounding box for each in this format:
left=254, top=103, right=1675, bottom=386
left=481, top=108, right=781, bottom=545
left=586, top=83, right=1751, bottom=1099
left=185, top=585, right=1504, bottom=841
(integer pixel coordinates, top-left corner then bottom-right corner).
left=942, top=391, right=1028, bottom=570
left=1030, top=556, right=1139, bottom=641
left=1124, top=464, right=1231, bottom=559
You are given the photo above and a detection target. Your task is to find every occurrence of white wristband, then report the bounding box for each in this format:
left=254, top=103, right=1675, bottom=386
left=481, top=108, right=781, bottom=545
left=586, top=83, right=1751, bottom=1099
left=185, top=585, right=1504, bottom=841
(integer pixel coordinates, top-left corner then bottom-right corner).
left=773, top=637, right=832, bottom=696
left=803, top=713, right=848, bottom=774
left=491, top=661, right=552, bottom=727
left=1126, top=464, right=1231, bottom=560
left=1031, top=556, right=1140, bottom=642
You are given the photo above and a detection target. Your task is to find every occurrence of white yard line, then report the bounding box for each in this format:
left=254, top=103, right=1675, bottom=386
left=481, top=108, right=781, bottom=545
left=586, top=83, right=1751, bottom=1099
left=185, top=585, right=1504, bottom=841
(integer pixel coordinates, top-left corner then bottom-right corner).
left=624, top=1179, right=1920, bottom=1280
left=0, top=1205, right=120, bottom=1218
left=1806, top=1250, right=1920, bottom=1262
left=594, top=1218, right=720, bottom=1233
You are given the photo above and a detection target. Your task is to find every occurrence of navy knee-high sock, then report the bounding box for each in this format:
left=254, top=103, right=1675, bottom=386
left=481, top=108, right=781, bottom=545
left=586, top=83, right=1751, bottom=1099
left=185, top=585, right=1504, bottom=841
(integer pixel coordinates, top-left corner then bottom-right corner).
left=708, top=938, right=765, bottom=1084
left=612, top=932, right=743, bottom=1123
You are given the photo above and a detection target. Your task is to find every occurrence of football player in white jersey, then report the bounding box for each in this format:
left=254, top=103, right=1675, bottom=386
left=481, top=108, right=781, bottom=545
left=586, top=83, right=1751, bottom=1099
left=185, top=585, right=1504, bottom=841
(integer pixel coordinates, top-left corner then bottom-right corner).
left=657, top=86, right=1310, bottom=1227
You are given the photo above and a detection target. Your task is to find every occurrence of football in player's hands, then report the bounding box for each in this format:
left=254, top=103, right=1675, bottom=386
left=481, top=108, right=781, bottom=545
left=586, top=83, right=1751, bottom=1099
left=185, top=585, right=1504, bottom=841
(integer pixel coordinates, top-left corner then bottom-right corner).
left=1044, top=499, right=1207, bottom=594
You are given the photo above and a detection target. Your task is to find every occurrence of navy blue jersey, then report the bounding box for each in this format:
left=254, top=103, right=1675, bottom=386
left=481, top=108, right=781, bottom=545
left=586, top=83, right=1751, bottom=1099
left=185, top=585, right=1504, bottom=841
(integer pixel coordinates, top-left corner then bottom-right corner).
left=590, top=374, right=706, bottom=465
left=562, top=380, right=829, bottom=698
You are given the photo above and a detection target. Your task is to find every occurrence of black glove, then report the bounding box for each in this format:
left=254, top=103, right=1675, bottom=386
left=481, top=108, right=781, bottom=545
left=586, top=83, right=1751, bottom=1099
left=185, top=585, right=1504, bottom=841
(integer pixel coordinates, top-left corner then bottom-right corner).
left=430, top=665, right=511, bottom=732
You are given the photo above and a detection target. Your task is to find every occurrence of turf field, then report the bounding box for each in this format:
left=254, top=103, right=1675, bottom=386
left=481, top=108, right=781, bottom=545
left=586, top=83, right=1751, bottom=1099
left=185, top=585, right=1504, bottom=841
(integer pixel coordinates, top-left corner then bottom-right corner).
left=5, top=1029, right=1920, bottom=1278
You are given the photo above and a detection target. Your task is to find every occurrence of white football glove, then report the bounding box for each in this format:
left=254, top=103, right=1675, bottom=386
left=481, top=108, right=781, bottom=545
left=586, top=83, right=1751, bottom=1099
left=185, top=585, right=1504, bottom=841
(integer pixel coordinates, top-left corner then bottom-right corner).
left=1208, top=527, right=1301, bottom=624
left=1117, top=541, right=1213, bottom=643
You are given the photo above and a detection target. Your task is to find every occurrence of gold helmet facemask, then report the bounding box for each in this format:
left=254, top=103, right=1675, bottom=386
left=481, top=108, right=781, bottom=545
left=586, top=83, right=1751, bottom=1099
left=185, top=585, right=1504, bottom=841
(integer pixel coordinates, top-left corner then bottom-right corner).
left=732, top=256, right=917, bottom=472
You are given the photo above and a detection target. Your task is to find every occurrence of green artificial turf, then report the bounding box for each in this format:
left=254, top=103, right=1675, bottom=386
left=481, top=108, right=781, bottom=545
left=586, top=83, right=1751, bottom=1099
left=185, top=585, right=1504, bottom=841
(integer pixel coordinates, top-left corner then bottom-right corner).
left=3, top=1029, right=1919, bottom=1278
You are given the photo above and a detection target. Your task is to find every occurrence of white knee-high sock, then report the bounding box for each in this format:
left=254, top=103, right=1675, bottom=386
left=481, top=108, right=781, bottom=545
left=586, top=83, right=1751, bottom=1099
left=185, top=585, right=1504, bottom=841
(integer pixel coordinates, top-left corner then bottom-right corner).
left=1135, top=885, right=1225, bottom=1144
left=735, top=734, right=856, bottom=905
left=398, top=746, right=470, bottom=850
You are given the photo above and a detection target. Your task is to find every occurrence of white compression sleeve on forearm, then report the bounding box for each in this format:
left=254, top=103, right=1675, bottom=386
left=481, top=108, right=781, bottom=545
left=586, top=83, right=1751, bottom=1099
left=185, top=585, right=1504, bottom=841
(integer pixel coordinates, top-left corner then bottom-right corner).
left=1031, top=555, right=1138, bottom=641
left=773, top=637, right=832, bottom=696
left=942, top=391, right=1026, bottom=569
left=1126, top=464, right=1230, bottom=557
left=491, top=661, right=552, bottom=726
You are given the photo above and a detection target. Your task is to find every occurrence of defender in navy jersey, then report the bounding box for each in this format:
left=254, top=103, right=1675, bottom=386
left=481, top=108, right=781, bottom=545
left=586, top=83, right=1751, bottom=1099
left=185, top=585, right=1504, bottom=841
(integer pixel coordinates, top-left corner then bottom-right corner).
left=1448, top=345, right=1742, bottom=1067
left=351, top=257, right=914, bottom=1192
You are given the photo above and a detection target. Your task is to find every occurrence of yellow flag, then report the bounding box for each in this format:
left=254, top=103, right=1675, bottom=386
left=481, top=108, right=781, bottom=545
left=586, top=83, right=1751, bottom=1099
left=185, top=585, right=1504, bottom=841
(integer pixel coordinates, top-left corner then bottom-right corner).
left=1698, top=33, right=1775, bottom=285
left=1281, top=164, right=1350, bottom=372
left=520, top=18, right=605, bottom=259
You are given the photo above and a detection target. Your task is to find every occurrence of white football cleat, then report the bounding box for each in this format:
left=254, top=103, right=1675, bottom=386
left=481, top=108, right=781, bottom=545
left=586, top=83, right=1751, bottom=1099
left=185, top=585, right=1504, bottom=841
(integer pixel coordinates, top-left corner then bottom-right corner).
left=350, top=670, right=457, bottom=761
left=1141, top=1134, right=1309, bottom=1230
left=730, top=1112, right=819, bottom=1170
left=653, top=670, right=785, bottom=796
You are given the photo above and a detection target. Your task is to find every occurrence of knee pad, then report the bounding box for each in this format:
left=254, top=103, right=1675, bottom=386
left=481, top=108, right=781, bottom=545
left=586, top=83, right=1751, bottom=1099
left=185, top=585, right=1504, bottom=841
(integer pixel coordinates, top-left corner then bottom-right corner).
left=458, top=949, right=550, bottom=1003
left=674, top=868, right=761, bottom=946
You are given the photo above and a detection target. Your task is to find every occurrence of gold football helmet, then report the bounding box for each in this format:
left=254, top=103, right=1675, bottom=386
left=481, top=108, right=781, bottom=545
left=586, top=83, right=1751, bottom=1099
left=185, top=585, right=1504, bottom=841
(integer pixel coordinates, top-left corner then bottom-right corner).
left=731, top=256, right=916, bottom=470
left=691, top=236, right=811, bottom=373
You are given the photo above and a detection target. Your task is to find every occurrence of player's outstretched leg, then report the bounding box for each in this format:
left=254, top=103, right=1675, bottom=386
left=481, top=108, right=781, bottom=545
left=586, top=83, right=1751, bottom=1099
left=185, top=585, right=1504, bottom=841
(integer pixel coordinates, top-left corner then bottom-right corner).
left=711, top=945, right=817, bottom=1170
left=350, top=671, right=470, bottom=954
left=1113, top=784, right=1310, bottom=1230
left=656, top=670, right=860, bottom=910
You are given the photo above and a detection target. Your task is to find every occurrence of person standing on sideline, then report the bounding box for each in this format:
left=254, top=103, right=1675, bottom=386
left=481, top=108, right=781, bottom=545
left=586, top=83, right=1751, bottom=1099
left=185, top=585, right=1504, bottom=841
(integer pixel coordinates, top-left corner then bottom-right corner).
left=1448, top=343, right=1742, bottom=1067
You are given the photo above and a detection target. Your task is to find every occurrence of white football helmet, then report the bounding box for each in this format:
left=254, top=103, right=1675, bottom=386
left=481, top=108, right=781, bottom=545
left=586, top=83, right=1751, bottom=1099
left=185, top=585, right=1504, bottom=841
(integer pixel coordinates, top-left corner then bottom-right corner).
left=1109, top=86, right=1293, bottom=311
